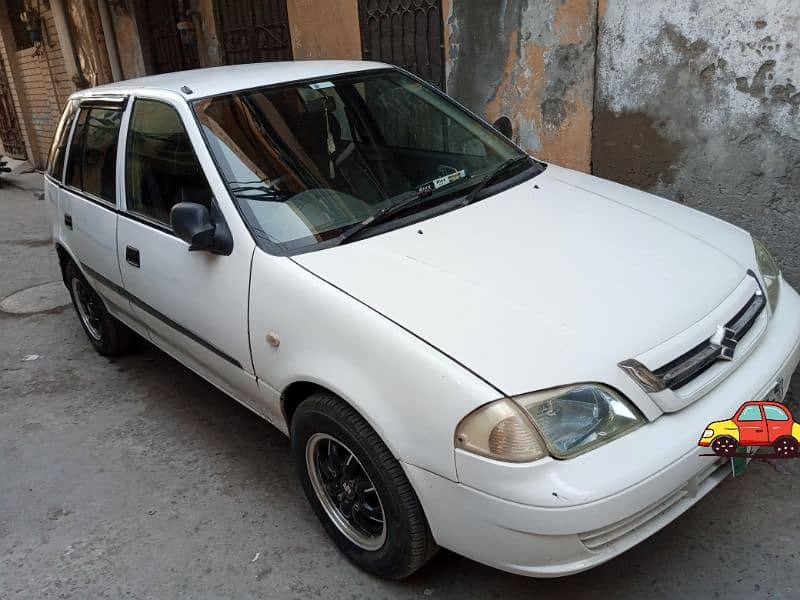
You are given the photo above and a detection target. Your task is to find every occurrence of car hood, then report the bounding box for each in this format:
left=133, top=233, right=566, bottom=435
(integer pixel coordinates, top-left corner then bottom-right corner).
left=294, top=165, right=748, bottom=398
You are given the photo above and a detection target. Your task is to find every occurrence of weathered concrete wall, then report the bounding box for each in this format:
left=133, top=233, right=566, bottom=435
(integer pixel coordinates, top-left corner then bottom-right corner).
left=286, top=0, right=361, bottom=60
left=445, top=0, right=596, bottom=171
left=595, top=0, right=800, bottom=284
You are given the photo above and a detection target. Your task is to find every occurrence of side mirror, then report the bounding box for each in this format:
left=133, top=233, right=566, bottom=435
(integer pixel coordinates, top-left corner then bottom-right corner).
left=170, top=202, right=233, bottom=256
left=493, top=116, right=513, bottom=140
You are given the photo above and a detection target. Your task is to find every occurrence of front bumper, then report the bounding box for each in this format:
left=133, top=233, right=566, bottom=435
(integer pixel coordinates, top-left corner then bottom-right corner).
left=404, top=280, right=800, bottom=577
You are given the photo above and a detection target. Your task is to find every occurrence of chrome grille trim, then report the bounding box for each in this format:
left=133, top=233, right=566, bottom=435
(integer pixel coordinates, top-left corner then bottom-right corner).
left=619, top=272, right=766, bottom=393
left=654, top=287, right=765, bottom=389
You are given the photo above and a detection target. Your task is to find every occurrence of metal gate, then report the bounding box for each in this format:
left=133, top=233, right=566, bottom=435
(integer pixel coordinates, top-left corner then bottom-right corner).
left=357, top=0, right=446, bottom=89
left=0, top=53, right=26, bottom=159
left=144, top=0, right=200, bottom=74
left=215, top=0, right=292, bottom=65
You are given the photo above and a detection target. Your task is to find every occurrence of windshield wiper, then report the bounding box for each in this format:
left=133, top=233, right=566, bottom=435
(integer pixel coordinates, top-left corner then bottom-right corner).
left=335, top=190, right=427, bottom=245
left=461, top=155, right=532, bottom=207
left=335, top=169, right=478, bottom=245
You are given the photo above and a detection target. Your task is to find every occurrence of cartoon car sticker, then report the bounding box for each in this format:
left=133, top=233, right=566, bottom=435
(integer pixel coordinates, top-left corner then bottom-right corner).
left=698, top=401, right=800, bottom=458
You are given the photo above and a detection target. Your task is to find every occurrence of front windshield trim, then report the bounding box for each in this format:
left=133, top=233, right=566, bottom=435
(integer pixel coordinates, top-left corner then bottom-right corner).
left=189, top=66, right=544, bottom=257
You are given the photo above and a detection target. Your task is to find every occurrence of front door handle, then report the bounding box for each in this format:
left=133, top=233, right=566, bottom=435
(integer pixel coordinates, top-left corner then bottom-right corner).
left=125, top=245, right=140, bottom=268
left=64, top=213, right=72, bottom=229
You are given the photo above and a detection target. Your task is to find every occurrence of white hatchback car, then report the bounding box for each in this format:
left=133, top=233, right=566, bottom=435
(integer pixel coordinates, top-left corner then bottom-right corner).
left=44, top=61, right=800, bottom=579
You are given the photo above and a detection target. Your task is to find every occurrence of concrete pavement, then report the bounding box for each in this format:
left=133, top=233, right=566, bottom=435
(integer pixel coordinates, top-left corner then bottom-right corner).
left=1, top=173, right=798, bottom=599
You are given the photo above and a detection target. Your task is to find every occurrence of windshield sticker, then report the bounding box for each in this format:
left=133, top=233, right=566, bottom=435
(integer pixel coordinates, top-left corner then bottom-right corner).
left=310, top=81, right=335, bottom=90
left=417, top=169, right=467, bottom=195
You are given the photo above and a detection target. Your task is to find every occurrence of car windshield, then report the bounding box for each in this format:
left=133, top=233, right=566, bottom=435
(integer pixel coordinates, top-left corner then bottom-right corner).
left=193, top=69, right=541, bottom=253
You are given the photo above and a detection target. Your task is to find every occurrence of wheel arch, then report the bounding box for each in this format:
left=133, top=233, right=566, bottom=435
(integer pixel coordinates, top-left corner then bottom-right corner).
left=55, top=242, right=72, bottom=283
left=710, top=425, right=740, bottom=444
left=281, top=380, right=329, bottom=430
left=279, top=377, right=405, bottom=468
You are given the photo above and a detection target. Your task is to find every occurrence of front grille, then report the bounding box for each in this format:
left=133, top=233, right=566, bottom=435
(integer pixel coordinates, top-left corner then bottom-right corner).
left=654, top=286, right=766, bottom=390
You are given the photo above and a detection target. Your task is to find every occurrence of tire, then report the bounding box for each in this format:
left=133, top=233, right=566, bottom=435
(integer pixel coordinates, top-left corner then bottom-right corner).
left=65, top=260, right=131, bottom=356
left=711, top=435, right=737, bottom=457
left=291, top=392, right=437, bottom=579
left=773, top=436, right=799, bottom=458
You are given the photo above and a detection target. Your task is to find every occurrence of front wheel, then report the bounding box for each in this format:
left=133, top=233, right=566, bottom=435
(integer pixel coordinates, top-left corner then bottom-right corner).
left=291, top=392, right=437, bottom=579
left=711, top=435, right=737, bottom=457
left=773, top=436, right=799, bottom=458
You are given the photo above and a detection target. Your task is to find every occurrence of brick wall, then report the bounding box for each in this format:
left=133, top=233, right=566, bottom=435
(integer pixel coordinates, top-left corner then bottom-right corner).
left=0, top=6, right=74, bottom=168
left=0, top=10, right=31, bottom=161
left=18, top=8, right=73, bottom=167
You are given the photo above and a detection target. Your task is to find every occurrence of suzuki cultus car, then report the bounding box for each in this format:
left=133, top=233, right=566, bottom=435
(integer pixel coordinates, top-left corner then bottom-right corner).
left=44, top=61, right=800, bottom=578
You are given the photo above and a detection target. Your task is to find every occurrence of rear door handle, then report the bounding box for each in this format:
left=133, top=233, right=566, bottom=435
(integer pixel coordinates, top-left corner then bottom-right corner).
left=125, top=245, right=140, bottom=268
left=64, top=213, right=72, bottom=229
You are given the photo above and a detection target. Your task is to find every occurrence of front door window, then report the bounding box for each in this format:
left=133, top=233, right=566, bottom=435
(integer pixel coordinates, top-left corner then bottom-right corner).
left=125, top=99, right=213, bottom=226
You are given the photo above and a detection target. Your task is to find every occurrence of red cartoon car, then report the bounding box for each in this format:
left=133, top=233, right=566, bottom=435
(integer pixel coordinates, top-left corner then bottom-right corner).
left=698, top=401, right=800, bottom=457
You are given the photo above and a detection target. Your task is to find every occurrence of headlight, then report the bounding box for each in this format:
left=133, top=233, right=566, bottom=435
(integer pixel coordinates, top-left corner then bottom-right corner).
left=455, top=384, right=644, bottom=462
left=753, top=237, right=780, bottom=312
left=516, top=384, right=643, bottom=459
left=702, top=429, right=714, bottom=438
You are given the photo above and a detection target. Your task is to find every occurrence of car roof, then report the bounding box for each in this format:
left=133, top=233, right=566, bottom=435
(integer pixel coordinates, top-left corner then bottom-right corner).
left=73, top=60, right=390, bottom=100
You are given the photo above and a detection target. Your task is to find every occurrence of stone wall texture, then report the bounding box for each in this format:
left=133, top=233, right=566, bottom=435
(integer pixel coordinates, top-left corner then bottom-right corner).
left=594, top=0, right=800, bottom=284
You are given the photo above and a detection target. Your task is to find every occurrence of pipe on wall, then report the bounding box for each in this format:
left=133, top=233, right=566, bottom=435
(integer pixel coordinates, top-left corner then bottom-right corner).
left=96, top=0, right=122, bottom=81
left=48, top=0, right=86, bottom=88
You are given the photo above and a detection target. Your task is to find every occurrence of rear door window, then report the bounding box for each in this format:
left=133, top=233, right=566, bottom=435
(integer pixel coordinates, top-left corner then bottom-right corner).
left=47, top=100, right=78, bottom=181
left=764, top=405, right=789, bottom=421
left=65, top=105, right=123, bottom=203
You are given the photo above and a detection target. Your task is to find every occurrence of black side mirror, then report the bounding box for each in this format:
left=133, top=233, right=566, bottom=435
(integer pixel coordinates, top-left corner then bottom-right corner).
left=493, top=116, right=513, bottom=140
left=170, top=202, right=233, bottom=256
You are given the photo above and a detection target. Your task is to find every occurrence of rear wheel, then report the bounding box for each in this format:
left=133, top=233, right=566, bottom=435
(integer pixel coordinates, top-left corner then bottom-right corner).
left=773, top=436, right=799, bottom=458
left=711, top=435, right=737, bottom=457
left=65, top=261, right=131, bottom=356
left=291, top=391, right=437, bottom=579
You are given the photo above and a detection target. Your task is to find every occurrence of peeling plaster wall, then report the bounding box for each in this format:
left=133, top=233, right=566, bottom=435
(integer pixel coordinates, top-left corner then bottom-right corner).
left=594, top=0, right=800, bottom=284
left=445, top=0, right=596, bottom=171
